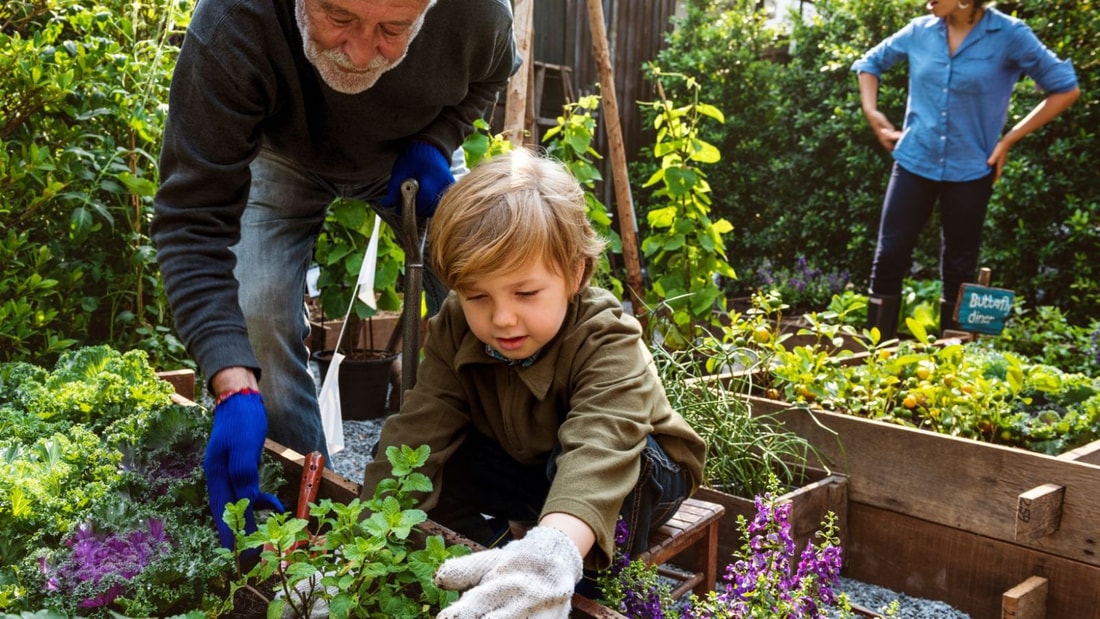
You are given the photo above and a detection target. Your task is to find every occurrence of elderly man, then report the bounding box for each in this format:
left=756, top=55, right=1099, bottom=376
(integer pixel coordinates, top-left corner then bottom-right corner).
left=151, top=0, right=518, bottom=549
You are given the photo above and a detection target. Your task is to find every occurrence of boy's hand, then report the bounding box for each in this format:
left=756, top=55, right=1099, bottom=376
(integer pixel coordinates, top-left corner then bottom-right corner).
left=434, top=526, right=583, bottom=619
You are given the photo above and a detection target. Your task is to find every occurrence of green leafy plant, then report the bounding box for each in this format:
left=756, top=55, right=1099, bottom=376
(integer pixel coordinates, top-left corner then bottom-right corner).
left=223, top=444, right=471, bottom=619
left=0, top=346, right=238, bottom=615
left=639, top=66, right=736, bottom=348
left=461, top=117, right=514, bottom=169
left=313, top=197, right=405, bottom=325
left=542, top=94, right=624, bottom=298
left=1, top=0, right=193, bottom=368
left=766, top=335, right=1100, bottom=455
left=651, top=326, right=821, bottom=498
left=995, top=303, right=1100, bottom=378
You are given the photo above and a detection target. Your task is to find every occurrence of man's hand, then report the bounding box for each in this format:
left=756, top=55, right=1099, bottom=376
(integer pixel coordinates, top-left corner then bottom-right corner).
left=434, top=526, right=583, bottom=619
left=204, top=389, right=284, bottom=549
left=382, top=141, right=455, bottom=217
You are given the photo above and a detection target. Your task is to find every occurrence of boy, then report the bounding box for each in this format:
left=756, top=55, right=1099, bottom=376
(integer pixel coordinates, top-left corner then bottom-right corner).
left=360, top=148, right=706, bottom=618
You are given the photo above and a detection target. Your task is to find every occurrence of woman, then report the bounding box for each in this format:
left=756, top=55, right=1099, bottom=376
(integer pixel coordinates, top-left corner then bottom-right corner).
left=853, top=0, right=1079, bottom=337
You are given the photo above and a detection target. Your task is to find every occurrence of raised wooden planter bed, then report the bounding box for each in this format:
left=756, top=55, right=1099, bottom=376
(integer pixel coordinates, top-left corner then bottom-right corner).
left=743, top=394, right=1100, bottom=618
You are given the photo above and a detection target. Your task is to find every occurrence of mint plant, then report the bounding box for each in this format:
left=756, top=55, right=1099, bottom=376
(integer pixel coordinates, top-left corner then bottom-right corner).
left=223, top=444, right=471, bottom=619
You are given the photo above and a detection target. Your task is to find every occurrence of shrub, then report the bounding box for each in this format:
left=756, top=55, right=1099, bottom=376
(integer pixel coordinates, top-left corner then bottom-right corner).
left=0, top=0, right=191, bottom=367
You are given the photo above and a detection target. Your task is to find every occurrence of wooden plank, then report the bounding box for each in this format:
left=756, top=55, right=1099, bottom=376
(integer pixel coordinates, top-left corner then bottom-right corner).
left=694, top=470, right=848, bottom=565
left=844, top=503, right=1100, bottom=619
left=1057, top=438, right=1100, bottom=465
left=1015, top=483, right=1065, bottom=541
left=1002, top=575, right=1049, bottom=619
left=156, top=368, right=196, bottom=400
left=744, top=395, right=1100, bottom=567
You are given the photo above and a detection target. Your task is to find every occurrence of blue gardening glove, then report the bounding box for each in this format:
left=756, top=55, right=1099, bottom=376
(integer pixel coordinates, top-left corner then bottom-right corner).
left=381, top=140, right=455, bottom=217
left=434, top=526, right=583, bottom=619
left=204, top=390, right=284, bottom=549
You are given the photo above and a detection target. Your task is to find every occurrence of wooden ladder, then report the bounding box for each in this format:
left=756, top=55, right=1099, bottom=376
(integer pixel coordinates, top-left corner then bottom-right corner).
left=527, top=61, right=575, bottom=140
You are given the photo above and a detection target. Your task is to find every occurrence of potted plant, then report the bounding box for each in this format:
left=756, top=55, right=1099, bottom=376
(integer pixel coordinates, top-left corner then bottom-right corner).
left=310, top=197, right=404, bottom=420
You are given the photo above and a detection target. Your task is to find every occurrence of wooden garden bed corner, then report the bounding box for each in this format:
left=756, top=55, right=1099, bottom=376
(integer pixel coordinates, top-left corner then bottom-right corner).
left=743, top=394, right=1100, bottom=618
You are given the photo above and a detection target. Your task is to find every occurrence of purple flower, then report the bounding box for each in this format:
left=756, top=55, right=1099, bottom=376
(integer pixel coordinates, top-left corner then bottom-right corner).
left=683, top=493, right=843, bottom=618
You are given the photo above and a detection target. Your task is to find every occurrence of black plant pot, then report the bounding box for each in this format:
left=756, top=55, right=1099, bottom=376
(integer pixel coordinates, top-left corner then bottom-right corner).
left=311, top=348, right=398, bottom=421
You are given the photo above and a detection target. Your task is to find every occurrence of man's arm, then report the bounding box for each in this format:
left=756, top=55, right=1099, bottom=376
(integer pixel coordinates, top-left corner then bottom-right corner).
left=414, top=0, right=520, bottom=154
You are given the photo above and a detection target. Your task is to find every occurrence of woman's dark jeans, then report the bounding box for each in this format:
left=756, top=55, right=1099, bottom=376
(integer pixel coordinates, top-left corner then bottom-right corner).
left=870, top=163, right=995, bottom=304
left=429, top=430, right=690, bottom=558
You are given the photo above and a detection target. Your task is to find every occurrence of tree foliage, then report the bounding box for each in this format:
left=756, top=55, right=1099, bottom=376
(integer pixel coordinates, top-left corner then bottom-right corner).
left=0, top=0, right=192, bottom=366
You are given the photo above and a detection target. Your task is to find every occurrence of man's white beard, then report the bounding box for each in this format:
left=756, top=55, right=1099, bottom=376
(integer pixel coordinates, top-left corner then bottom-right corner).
left=295, top=0, right=417, bottom=95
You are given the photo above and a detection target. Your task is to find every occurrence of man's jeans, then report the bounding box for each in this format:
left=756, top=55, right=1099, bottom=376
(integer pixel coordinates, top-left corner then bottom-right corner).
left=231, top=148, right=460, bottom=459
left=429, top=431, right=690, bottom=558
left=870, top=163, right=995, bottom=301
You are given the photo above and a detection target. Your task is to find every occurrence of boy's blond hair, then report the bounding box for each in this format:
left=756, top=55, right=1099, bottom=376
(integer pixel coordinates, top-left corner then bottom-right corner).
left=429, top=148, right=607, bottom=293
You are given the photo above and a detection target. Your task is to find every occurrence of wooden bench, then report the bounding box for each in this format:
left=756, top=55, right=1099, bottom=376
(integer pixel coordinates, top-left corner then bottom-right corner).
left=637, top=496, right=725, bottom=599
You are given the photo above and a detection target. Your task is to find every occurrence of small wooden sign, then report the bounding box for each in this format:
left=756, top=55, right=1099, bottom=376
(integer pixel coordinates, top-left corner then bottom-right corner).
left=954, top=282, right=1015, bottom=335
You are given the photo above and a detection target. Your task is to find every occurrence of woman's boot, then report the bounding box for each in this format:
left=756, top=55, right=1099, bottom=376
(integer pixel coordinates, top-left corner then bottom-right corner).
left=866, top=293, right=901, bottom=340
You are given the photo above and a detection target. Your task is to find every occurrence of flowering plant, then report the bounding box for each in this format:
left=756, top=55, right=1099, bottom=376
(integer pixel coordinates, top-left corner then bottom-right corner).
left=598, top=519, right=681, bottom=618
left=600, top=489, right=898, bottom=619
left=685, top=494, right=845, bottom=618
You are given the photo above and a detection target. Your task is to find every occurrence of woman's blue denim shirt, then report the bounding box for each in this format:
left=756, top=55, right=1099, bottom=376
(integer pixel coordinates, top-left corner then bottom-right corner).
left=852, top=7, right=1077, bottom=182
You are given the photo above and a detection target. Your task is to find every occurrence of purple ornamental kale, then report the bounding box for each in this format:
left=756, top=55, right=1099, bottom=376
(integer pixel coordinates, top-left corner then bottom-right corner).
left=41, top=519, right=173, bottom=608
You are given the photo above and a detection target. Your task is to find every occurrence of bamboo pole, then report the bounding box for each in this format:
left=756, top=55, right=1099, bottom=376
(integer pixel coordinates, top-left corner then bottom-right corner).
left=584, top=0, right=645, bottom=318
left=504, top=0, right=534, bottom=147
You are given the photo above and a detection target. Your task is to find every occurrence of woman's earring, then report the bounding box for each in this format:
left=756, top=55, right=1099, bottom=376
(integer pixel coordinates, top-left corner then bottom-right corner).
left=958, top=1, right=971, bottom=8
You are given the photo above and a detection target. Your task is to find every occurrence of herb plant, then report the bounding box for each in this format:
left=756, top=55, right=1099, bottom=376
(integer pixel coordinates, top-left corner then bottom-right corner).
left=223, top=444, right=471, bottom=619
left=651, top=326, right=821, bottom=498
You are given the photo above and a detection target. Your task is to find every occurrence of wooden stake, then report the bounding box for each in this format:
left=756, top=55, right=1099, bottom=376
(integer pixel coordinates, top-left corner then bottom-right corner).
left=584, top=0, right=644, bottom=318
left=504, top=0, right=534, bottom=147
left=1003, top=575, right=1049, bottom=619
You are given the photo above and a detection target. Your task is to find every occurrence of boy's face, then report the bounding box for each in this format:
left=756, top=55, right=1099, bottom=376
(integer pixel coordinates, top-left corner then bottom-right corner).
left=457, top=257, right=583, bottom=361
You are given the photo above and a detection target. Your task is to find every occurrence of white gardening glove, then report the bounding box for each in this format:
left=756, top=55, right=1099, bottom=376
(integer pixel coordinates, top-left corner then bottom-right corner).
left=434, top=526, right=583, bottom=619
left=278, top=572, right=336, bottom=619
